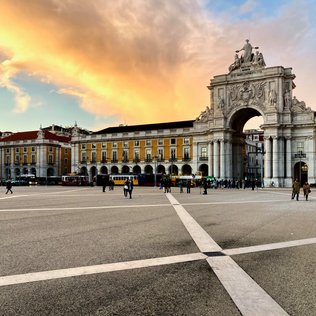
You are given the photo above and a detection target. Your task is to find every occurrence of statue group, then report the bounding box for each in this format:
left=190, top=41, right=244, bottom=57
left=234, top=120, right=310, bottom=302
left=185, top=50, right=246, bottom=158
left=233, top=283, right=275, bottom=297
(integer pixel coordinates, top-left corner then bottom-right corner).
left=229, top=39, right=265, bottom=72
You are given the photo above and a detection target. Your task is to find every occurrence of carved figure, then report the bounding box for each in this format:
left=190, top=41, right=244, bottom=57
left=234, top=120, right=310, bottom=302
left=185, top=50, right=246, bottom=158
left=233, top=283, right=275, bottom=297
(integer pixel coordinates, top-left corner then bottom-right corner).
left=284, top=90, right=292, bottom=108
left=269, top=89, right=277, bottom=106
left=258, top=52, right=266, bottom=66
left=229, top=54, right=241, bottom=72
left=218, top=96, right=225, bottom=109
left=236, top=39, right=258, bottom=63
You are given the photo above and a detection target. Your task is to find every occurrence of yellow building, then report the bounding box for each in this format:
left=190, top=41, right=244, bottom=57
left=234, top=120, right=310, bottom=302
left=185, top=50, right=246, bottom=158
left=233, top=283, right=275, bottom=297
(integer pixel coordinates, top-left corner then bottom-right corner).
left=0, top=128, right=71, bottom=180
left=70, top=120, right=200, bottom=181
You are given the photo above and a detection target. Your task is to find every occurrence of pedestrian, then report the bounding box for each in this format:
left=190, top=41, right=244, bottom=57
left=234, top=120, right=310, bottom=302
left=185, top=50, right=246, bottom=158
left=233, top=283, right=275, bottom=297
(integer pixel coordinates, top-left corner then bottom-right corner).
left=5, top=180, right=13, bottom=194
left=179, top=180, right=183, bottom=193
left=101, top=175, right=107, bottom=192
left=292, top=178, right=300, bottom=201
left=109, top=179, right=114, bottom=191
left=187, top=179, right=191, bottom=193
left=303, top=181, right=311, bottom=201
left=203, top=180, right=208, bottom=195
left=128, top=179, right=134, bottom=199
left=123, top=179, right=129, bottom=197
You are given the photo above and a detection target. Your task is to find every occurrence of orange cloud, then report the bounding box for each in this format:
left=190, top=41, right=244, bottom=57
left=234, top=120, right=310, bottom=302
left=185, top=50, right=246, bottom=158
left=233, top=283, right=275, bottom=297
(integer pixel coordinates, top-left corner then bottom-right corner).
left=0, top=0, right=315, bottom=129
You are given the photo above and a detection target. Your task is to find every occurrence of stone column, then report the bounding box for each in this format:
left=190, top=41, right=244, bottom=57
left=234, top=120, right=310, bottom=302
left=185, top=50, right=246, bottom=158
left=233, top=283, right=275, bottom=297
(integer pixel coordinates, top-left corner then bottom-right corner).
left=272, top=136, right=279, bottom=178
left=264, top=137, right=271, bottom=179
left=285, top=137, right=292, bottom=179
left=226, top=139, right=233, bottom=179
left=208, top=142, right=213, bottom=176
left=213, top=140, right=220, bottom=178
left=220, top=139, right=226, bottom=179
left=279, top=137, right=285, bottom=178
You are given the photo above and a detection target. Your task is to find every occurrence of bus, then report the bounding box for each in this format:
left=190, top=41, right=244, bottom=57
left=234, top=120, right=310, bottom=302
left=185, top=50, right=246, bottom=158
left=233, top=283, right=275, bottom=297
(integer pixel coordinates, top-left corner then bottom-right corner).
left=109, top=174, right=139, bottom=186
left=37, top=176, right=62, bottom=185
left=61, top=175, right=90, bottom=186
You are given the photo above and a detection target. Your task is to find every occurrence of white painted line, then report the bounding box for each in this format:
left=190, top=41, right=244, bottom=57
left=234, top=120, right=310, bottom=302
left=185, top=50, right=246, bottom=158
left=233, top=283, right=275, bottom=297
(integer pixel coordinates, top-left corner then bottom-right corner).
left=182, top=199, right=288, bottom=206
left=207, top=256, right=289, bottom=315
left=0, top=195, right=29, bottom=200
left=0, top=252, right=207, bottom=287
left=166, top=193, right=222, bottom=252
left=223, top=237, right=316, bottom=256
left=0, top=203, right=171, bottom=212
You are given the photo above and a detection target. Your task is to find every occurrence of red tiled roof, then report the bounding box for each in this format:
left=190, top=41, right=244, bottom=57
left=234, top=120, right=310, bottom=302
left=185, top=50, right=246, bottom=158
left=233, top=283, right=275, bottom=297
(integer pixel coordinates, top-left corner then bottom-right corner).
left=1, top=130, right=70, bottom=143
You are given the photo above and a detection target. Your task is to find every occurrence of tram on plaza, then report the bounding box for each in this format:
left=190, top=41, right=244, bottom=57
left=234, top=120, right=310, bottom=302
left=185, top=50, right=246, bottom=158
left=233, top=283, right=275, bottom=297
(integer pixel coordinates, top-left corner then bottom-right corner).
left=61, top=175, right=90, bottom=186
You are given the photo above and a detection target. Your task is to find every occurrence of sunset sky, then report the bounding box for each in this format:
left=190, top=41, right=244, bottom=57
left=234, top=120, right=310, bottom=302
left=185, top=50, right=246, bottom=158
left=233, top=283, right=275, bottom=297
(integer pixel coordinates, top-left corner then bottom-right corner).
left=1, top=0, right=316, bottom=132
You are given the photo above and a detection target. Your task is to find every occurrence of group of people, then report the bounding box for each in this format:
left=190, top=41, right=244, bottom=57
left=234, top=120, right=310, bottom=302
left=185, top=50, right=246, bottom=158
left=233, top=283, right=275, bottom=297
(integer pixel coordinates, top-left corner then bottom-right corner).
left=292, top=179, right=311, bottom=201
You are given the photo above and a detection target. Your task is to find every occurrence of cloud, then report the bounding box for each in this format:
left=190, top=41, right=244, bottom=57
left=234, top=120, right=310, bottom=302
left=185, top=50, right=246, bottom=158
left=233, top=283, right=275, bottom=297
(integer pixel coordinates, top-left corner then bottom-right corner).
left=0, top=0, right=315, bottom=128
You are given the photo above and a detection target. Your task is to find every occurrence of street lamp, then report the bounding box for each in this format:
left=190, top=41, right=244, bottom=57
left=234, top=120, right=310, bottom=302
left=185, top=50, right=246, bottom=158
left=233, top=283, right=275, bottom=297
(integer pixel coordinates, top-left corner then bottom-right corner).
left=154, top=155, right=158, bottom=187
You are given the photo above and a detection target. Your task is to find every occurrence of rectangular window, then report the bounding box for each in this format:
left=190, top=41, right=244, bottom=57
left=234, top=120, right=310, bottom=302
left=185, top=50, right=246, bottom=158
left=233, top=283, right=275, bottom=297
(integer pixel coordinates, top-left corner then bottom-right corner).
left=146, top=139, right=151, bottom=146
left=158, top=138, right=163, bottom=146
left=123, top=141, right=128, bottom=148
left=112, top=142, right=117, bottom=148
left=91, top=143, right=96, bottom=149
left=122, top=150, right=128, bottom=161
left=135, top=140, right=140, bottom=147
left=134, top=150, right=140, bottom=161
left=23, top=155, right=27, bottom=164
left=81, top=152, right=86, bottom=162
left=6, top=148, right=10, bottom=153
left=91, top=151, right=96, bottom=162
left=170, top=148, right=176, bottom=160
left=65, top=149, right=68, bottom=154
left=6, top=156, right=10, bottom=164
left=183, top=147, right=190, bottom=160
left=101, top=151, right=107, bottom=162
left=48, top=155, right=53, bottom=163
left=31, top=147, right=35, bottom=152
left=81, top=144, right=86, bottom=150
left=146, top=149, right=151, bottom=161
left=158, top=148, right=164, bottom=160
left=297, top=142, right=304, bottom=153
left=23, top=147, right=27, bottom=153
left=31, top=155, right=36, bottom=164
left=102, top=143, right=106, bottom=149
left=201, top=147, right=207, bottom=157
left=112, top=151, right=117, bottom=161
left=170, top=138, right=176, bottom=145
left=49, top=146, right=53, bottom=152
left=183, top=137, right=190, bottom=145
left=16, top=148, right=19, bottom=153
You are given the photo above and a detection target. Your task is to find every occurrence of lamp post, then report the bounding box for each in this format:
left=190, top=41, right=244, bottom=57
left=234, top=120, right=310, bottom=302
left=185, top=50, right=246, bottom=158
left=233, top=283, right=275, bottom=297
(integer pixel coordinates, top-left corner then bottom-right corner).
left=154, top=155, right=158, bottom=187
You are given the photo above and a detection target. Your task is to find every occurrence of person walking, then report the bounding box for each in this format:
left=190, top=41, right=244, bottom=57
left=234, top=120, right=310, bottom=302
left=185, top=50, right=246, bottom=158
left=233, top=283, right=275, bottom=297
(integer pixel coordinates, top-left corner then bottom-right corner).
left=5, top=180, right=13, bottom=194
left=123, top=179, right=129, bottom=197
left=303, top=182, right=311, bottom=201
left=292, top=179, right=300, bottom=201
left=179, top=180, right=183, bottom=193
left=186, top=179, right=191, bottom=194
left=128, top=179, right=134, bottom=199
left=101, top=175, right=107, bottom=192
left=203, top=179, right=208, bottom=195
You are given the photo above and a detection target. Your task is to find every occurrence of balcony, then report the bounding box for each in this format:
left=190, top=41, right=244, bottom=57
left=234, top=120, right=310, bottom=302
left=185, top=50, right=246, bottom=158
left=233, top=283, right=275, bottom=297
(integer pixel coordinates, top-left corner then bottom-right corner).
left=169, top=158, right=177, bottom=162
left=182, top=157, right=191, bottom=161
left=133, top=158, right=140, bottom=164
left=100, top=159, right=107, bottom=163
left=111, top=159, right=118, bottom=163
left=122, top=158, right=129, bottom=163
left=91, top=159, right=96, bottom=164
left=199, top=156, right=208, bottom=161
left=145, top=158, right=152, bottom=162
left=80, top=160, right=87, bottom=164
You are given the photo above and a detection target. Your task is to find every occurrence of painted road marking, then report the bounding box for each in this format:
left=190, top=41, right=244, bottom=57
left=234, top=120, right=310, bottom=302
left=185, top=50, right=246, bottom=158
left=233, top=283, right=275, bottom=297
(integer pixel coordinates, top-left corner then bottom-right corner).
left=0, top=253, right=207, bottom=287
left=165, top=193, right=222, bottom=252
left=167, top=193, right=289, bottom=316
left=0, top=204, right=171, bottom=212
left=207, top=256, right=288, bottom=315
left=223, top=237, right=316, bottom=256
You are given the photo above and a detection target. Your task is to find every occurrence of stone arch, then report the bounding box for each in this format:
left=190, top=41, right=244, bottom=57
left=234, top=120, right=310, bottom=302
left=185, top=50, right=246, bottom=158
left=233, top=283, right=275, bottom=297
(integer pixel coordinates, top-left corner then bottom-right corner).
left=168, top=164, right=178, bottom=175
left=22, top=167, right=28, bottom=174
left=80, top=166, right=88, bottom=175
left=157, top=165, right=165, bottom=174
left=294, top=161, right=308, bottom=186
left=47, top=167, right=54, bottom=177
left=90, top=166, right=97, bottom=180
left=122, top=165, right=130, bottom=174
left=133, top=165, right=141, bottom=174
left=182, top=164, right=192, bottom=175
left=30, top=168, right=36, bottom=176
left=199, top=164, right=208, bottom=176
left=144, top=165, right=153, bottom=174
left=111, top=166, right=119, bottom=174
left=100, top=166, right=108, bottom=174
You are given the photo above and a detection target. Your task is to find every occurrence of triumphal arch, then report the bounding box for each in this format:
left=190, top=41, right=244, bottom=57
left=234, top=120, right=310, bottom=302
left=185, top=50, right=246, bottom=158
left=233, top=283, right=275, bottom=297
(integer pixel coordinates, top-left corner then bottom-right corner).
left=194, top=40, right=316, bottom=187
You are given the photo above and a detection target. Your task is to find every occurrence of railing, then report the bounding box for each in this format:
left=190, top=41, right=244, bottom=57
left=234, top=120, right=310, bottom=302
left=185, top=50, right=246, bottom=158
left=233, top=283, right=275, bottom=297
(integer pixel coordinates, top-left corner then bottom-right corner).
left=199, top=156, right=208, bottom=161
left=145, top=158, right=152, bottom=162
left=182, top=157, right=191, bottom=161
left=111, top=159, right=118, bottom=163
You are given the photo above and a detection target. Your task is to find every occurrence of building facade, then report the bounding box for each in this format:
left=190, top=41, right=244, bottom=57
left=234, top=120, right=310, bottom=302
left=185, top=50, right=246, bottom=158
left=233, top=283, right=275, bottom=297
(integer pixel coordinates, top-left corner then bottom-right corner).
left=0, top=129, right=71, bottom=180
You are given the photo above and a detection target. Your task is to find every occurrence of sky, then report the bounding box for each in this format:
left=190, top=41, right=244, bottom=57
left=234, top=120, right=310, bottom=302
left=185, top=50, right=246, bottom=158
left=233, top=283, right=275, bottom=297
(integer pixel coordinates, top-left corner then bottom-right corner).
left=1, top=0, right=316, bottom=132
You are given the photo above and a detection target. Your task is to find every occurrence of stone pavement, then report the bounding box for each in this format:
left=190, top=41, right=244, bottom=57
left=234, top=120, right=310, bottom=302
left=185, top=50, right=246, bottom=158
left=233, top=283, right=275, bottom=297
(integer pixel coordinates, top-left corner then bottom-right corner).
left=0, top=185, right=315, bottom=315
